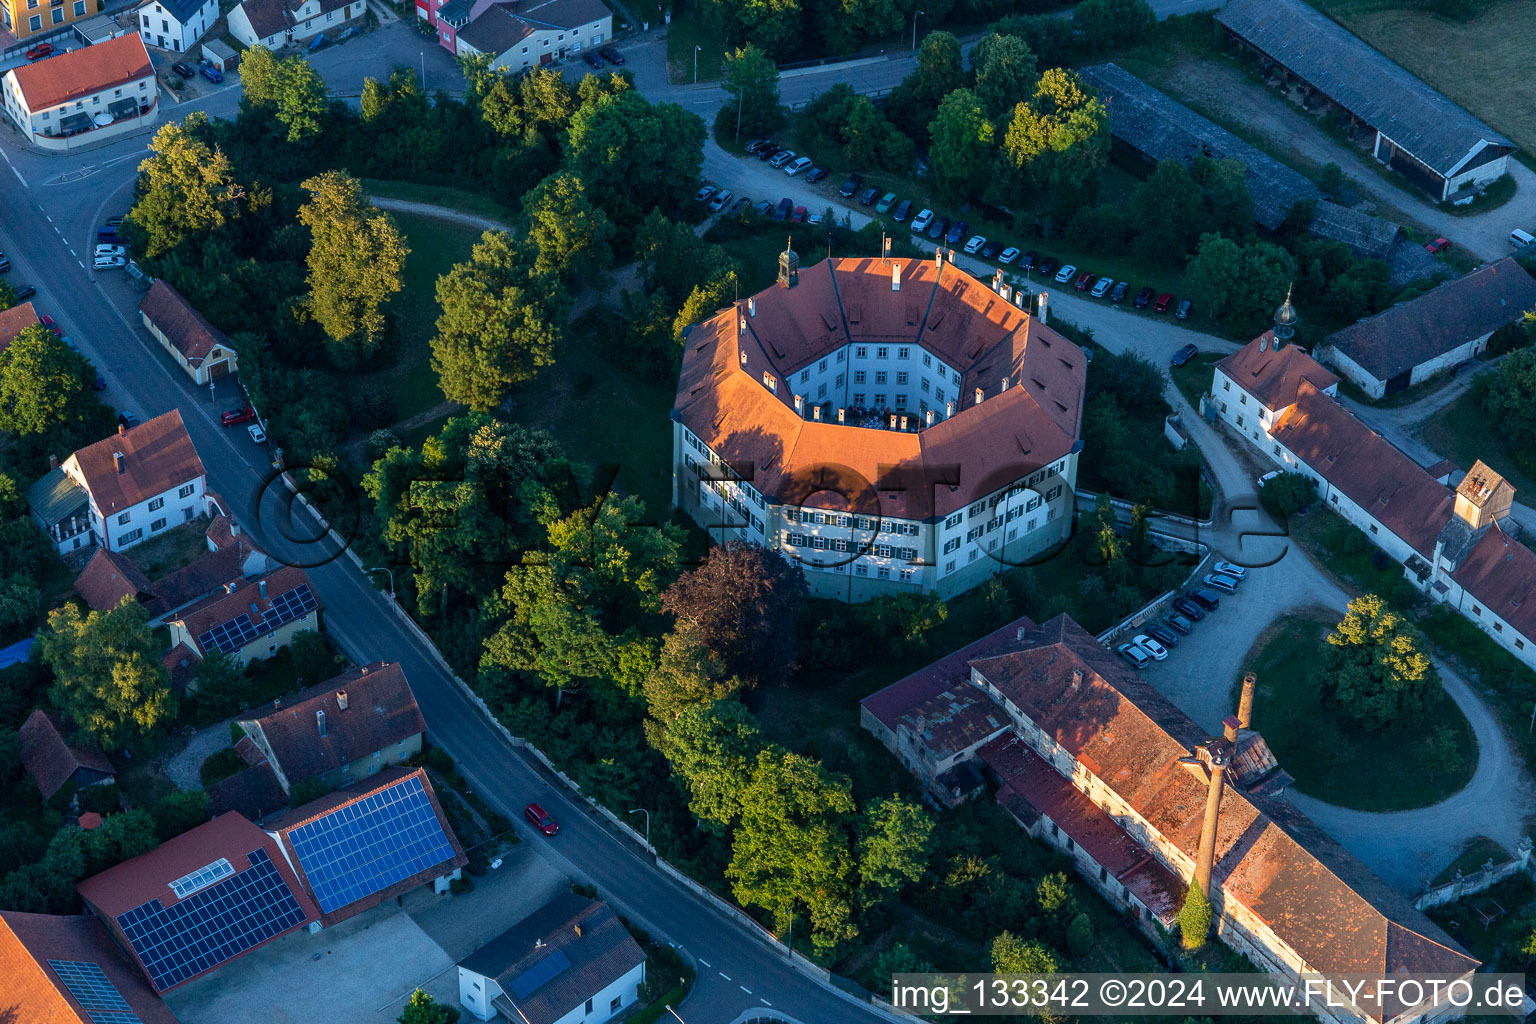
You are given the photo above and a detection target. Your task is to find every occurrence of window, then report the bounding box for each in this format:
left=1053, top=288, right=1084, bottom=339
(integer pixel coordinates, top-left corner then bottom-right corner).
left=29, top=14, right=41, bottom=28
left=1496, top=622, right=1504, bottom=633
left=183, top=507, right=195, bottom=522
left=922, top=353, right=932, bottom=367
left=1222, top=379, right=1230, bottom=391
left=149, top=497, right=164, bottom=512
left=835, top=373, right=845, bottom=388
left=1473, top=605, right=1482, bottom=616
left=874, top=393, right=886, bottom=407
left=878, top=566, right=890, bottom=579
left=876, top=347, right=889, bottom=359
left=943, top=538, right=960, bottom=554
left=855, top=564, right=868, bottom=576
left=611, top=997, right=623, bottom=1012
left=855, top=346, right=867, bottom=358
left=921, top=378, right=930, bottom=393
left=853, top=393, right=865, bottom=406
left=151, top=518, right=167, bottom=532
left=119, top=528, right=142, bottom=545
left=894, top=394, right=907, bottom=409
left=818, top=358, right=827, bottom=372
left=140, top=11, right=147, bottom=21
left=935, top=387, right=945, bottom=403
left=1239, top=393, right=1247, bottom=405
left=117, top=512, right=131, bottom=526
left=585, top=999, right=594, bottom=1014
left=854, top=370, right=866, bottom=384
left=836, top=349, right=844, bottom=362
left=896, top=371, right=908, bottom=385
left=1369, top=524, right=1378, bottom=535
left=875, top=371, right=887, bottom=384
left=800, top=369, right=810, bottom=383
left=178, top=483, right=195, bottom=498
left=897, top=347, right=909, bottom=359
left=944, top=559, right=955, bottom=574
left=817, top=383, right=827, bottom=399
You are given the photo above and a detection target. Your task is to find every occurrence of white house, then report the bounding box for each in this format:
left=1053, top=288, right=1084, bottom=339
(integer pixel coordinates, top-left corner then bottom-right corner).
left=136, top=0, right=218, bottom=52
left=228, top=0, right=366, bottom=48
left=457, top=893, right=645, bottom=1024
left=140, top=279, right=239, bottom=385
left=0, top=34, right=157, bottom=150
left=444, top=0, right=612, bottom=72
left=165, top=565, right=319, bottom=667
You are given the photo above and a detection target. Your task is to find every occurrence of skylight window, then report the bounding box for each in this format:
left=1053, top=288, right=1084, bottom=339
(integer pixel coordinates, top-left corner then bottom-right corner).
left=168, top=857, right=234, bottom=898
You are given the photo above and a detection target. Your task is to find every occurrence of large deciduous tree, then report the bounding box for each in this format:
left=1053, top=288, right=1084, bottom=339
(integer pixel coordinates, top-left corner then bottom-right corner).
left=564, top=90, right=705, bottom=228
left=0, top=326, right=97, bottom=439
left=720, top=44, right=783, bottom=138
left=928, top=88, right=994, bottom=203
left=970, top=32, right=1038, bottom=123
left=36, top=601, right=176, bottom=752
left=661, top=541, right=807, bottom=687
left=1479, top=347, right=1536, bottom=445
left=653, top=697, right=761, bottom=830
left=521, top=171, right=615, bottom=284
left=1321, top=594, right=1439, bottom=731
left=298, top=171, right=410, bottom=370
left=857, top=797, right=935, bottom=904
left=641, top=621, right=743, bottom=728
left=1186, top=233, right=1295, bottom=337
left=126, top=115, right=248, bottom=259
left=999, top=68, right=1109, bottom=211
left=238, top=45, right=329, bottom=143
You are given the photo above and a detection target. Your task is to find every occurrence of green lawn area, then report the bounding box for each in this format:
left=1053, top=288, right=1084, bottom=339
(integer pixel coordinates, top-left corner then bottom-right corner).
left=1169, top=351, right=1224, bottom=410
left=1431, top=835, right=1513, bottom=886
left=1334, top=367, right=1457, bottom=410
left=125, top=518, right=213, bottom=578
left=1287, top=507, right=1421, bottom=605
left=665, top=7, right=727, bottom=84
left=1416, top=386, right=1536, bottom=494
left=361, top=178, right=517, bottom=226
left=1238, top=610, right=1477, bottom=811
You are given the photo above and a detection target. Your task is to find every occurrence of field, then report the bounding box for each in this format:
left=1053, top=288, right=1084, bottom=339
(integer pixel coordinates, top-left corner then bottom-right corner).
left=1310, top=0, right=1536, bottom=157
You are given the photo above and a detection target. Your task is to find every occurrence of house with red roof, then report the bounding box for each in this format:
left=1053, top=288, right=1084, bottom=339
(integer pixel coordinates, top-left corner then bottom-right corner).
left=673, top=246, right=1088, bottom=601
left=0, top=35, right=157, bottom=150
left=164, top=564, right=318, bottom=667
left=17, top=708, right=115, bottom=802
left=0, top=910, right=181, bottom=1024
left=423, top=0, right=611, bottom=69
left=139, top=280, right=239, bottom=386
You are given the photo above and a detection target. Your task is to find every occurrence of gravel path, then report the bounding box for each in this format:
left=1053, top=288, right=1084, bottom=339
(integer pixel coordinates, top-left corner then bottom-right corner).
left=164, top=720, right=237, bottom=791
left=366, top=197, right=510, bottom=235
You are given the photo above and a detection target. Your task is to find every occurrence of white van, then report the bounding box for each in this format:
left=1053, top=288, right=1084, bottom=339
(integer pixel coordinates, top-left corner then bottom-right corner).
left=1511, top=228, right=1535, bottom=250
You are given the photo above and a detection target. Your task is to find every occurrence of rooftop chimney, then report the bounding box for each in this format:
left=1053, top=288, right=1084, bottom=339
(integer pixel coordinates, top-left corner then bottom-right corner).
left=316, top=709, right=326, bottom=738
left=999, top=284, right=1012, bottom=303
left=992, top=269, right=1003, bottom=292
left=899, top=415, right=908, bottom=431
left=224, top=581, right=237, bottom=595
left=946, top=401, right=955, bottom=418
left=1222, top=715, right=1240, bottom=743
left=739, top=315, right=746, bottom=335
left=114, top=452, right=125, bottom=474
left=739, top=348, right=748, bottom=367
left=837, top=407, right=845, bottom=423
left=925, top=409, right=935, bottom=426
left=1237, top=673, right=1256, bottom=730
left=812, top=405, right=822, bottom=421
left=48, top=454, right=58, bottom=471
left=336, top=689, right=349, bottom=711
left=747, top=297, right=757, bottom=318
left=574, top=923, right=583, bottom=938
left=1193, top=746, right=1227, bottom=898
left=1001, top=376, right=1009, bottom=392
left=794, top=394, right=804, bottom=414
left=258, top=579, right=267, bottom=599
left=974, top=387, right=984, bottom=406
left=117, top=424, right=127, bottom=436
left=1070, top=668, right=1083, bottom=689
left=535, top=938, right=545, bottom=949
left=1037, top=291, right=1049, bottom=325
left=892, top=263, right=901, bottom=291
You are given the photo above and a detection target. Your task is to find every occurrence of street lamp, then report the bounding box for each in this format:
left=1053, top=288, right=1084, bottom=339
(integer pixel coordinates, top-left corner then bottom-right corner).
left=628, top=808, right=651, bottom=846
left=420, top=51, right=426, bottom=90
left=366, top=566, right=395, bottom=599
left=665, top=1009, right=685, bottom=1023
left=694, top=44, right=701, bottom=85
left=912, top=10, right=924, bottom=50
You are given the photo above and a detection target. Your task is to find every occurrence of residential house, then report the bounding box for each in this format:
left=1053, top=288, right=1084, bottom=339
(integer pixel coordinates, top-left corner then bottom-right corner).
left=29, top=410, right=210, bottom=555
left=264, top=767, right=467, bottom=926
left=1216, top=0, right=1515, bottom=201
left=673, top=249, right=1087, bottom=601
left=1324, top=258, right=1536, bottom=398
left=136, top=0, right=218, bottom=52
left=864, top=614, right=1479, bottom=1024
left=17, top=709, right=115, bottom=802
left=457, top=892, right=646, bottom=1024
left=0, top=300, right=41, bottom=352
left=236, top=661, right=425, bottom=795
left=140, top=279, right=239, bottom=385
left=164, top=564, right=319, bottom=667
left=428, top=0, right=612, bottom=70
left=77, top=812, right=318, bottom=993
left=0, top=911, right=180, bottom=1024
left=228, top=0, right=367, bottom=49
left=0, top=34, right=157, bottom=149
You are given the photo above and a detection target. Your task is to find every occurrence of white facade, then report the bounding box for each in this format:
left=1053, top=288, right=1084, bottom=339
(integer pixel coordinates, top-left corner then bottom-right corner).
left=137, top=0, right=217, bottom=51
left=61, top=461, right=208, bottom=553
left=452, top=10, right=613, bottom=72
left=457, top=960, right=643, bottom=1023
left=0, top=66, right=157, bottom=151
left=228, top=0, right=365, bottom=48
left=1325, top=334, right=1492, bottom=401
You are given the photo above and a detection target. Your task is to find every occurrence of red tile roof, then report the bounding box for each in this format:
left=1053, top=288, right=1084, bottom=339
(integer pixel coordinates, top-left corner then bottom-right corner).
left=861, top=614, right=1035, bottom=730
left=73, top=547, right=153, bottom=612
left=1451, top=523, right=1536, bottom=640
left=1214, top=333, right=1339, bottom=412
left=139, top=280, right=231, bottom=366
left=17, top=709, right=114, bottom=801
left=1270, top=380, right=1453, bottom=556
left=205, top=762, right=286, bottom=822
left=68, top=410, right=205, bottom=516
left=674, top=256, right=1085, bottom=521
left=0, top=300, right=40, bottom=352
left=161, top=643, right=200, bottom=694
left=0, top=911, right=180, bottom=1024
left=168, top=565, right=315, bottom=655
left=10, top=35, right=153, bottom=112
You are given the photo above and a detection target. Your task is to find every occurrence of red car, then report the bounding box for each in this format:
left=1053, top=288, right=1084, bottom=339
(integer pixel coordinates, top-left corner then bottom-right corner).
left=1154, top=293, right=1174, bottom=313
left=220, top=405, right=256, bottom=426
left=25, top=43, right=53, bottom=60
left=1425, top=237, right=1451, bottom=253
left=1073, top=271, right=1095, bottom=291
left=791, top=205, right=807, bottom=223
left=39, top=315, right=60, bottom=337
left=524, top=802, right=559, bottom=836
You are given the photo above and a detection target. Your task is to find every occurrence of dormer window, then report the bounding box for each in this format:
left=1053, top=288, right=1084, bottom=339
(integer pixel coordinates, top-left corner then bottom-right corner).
left=763, top=372, right=776, bottom=392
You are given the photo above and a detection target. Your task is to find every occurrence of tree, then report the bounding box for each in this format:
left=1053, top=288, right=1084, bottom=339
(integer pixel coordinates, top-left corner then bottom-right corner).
left=564, top=90, right=705, bottom=228
left=1073, top=0, right=1155, bottom=51
left=1178, top=884, right=1212, bottom=949
left=289, top=629, right=341, bottom=683
left=1184, top=232, right=1244, bottom=319
left=971, top=32, right=1039, bottom=123
left=661, top=541, right=807, bottom=687
left=1259, top=471, right=1316, bottom=520
left=857, top=797, right=935, bottom=903
left=816, top=0, right=902, bottom=51
left=399, top=989, right=460, bottom=1024
left=36, top=601, right=176, bottom=752
left=721, top=44, right=783, bottom=138
left=701, top=0, right=801, bottom=56
left=1186, top=233, right=1295, bottom=337
left=1480, top=348, right=1536, bottom=444
left=654, top=697, right=761, bottom=829
left=544, top=493, right=683, bottom=621
left=1066, top=913, right=1094, bottom=957
left=482, top=564, right=615, bottom=703
left=1130, top=160, right=1207, bottom=262
left=190, top=651, right=245, bottom=713
left=641, top=621, right=743, bottom=726
left=0, top=326, right=96, bottom=438
left=1322, top=594, right=1439, bottom=731
left=521, top=171, right=615, bottom=284
left=0, top=280, right=17, bottom=312
left=929, top=89, right=994, bottom=203
left=238, top=45, right=328, bottom=142
left=150, top=790, right=210, bottom=842
left=991, top=931, right=1061, bottom=973
left=1193, top=155, right=1255, bottom=240
left=999, top=68, right=1109, bottom=211
left=298, top=172, right=410, bottom=370
left=727, top=748, right=858, bottom=954
left=912, top=31, right=965, bottom=107
left=125, top=115, right=248, bottom=259
left=431, top=230, right=564, bottom=411
left=1319, top=161, right=1347, bottom=198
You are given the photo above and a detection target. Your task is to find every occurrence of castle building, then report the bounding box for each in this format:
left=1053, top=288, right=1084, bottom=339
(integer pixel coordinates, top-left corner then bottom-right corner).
left=671, top=246, right=1087, bottom=601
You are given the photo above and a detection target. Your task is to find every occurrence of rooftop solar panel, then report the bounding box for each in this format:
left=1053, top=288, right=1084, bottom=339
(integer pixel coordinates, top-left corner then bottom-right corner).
left=286, top=774, right=456, bottom=914
left=88, top=1013, right=144, bottom=1024
left=47, top=960, right=133, bottom=1012
left=509, top=949, right=572, bottom=999
left=114, top=848, right=308, bottom=991
left=196, top=585, right=317, bottom=656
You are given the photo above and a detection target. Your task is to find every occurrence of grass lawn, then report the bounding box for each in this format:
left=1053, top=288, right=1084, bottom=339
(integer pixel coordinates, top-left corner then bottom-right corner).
left=1238, top=610, right=1477, bottom=811
left=199, top=747, right=244, bottom=787
left=1416, top=386, right=1536, bottom=494
left=126, top=518, right=213, bottom=578
left=1310, top=0, right=1536, bottom=156
left=1431, top=835, right=1513, bottom=886
left=1169, top=350, right=1223, bottom=409
left=360, top=178, right=517, bottom=226
left=1334, top=367, right=1457, bottom=409
left=665, top=8, right=727, bottom=84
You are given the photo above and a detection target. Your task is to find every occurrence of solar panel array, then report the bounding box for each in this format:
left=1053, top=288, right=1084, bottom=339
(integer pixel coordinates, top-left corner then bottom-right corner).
left=286, top=774, right=457, bottom=914
left=509, top=948, right=572, bottom=1000
left=114, top=848, right=308, bottom=991
left=195, top=584, right=317, bottom=656
left=47, top=959, right=140, bottom=1022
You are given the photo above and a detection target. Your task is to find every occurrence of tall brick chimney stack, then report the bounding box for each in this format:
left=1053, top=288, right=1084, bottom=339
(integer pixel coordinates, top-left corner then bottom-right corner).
left=1237, top=672, right=1256, bottom=730
left=1193, top=746, right=1227, bottom=899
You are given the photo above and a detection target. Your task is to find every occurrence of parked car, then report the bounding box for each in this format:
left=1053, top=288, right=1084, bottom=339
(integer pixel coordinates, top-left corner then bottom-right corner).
left=221, top=406, right=256, bottom=426
left=581, top=52, right=604, bottom=68
left=910, top=208, right=934, bottom=233
left=247, top=422, right=267, bottom=444
left=694, top=183, right=717, bottom=202
left=599, top=47, right=624, bottom=64
left=200, top=66, right=223, bottom=83
left=118, top=411, right=138, bottom=429
left=928, top=217, right=949, bottom=241
left=25, top=43, right=53, bottom=60
left=94, top=255, right=126, bottom=270
left=963, top=235, right=987, bottom=254
left=1037, top=256, right=1060, bottom=277
left=95, top=244, right=126, bottom=257
left=106, top=216, right=124, bottom=227
left=785, top=156, right=812, bottom=176
left=1425, top=237, right=1451, bottom=253
left=980, top=240, right=1004, bottom=260
left=755, top=145, right=780, bottom=161
left=1154, top=292, right=1174, bottom=313
left=875, top=192, right=897, bottom=213
left=998, top=246, right=1020, bottom=264
left=0, top=254, right=10, bottom=273
left=945, top=220, right=967, bottom=245
left=1133, top=634, right=1169, bottom=661
left=1171, top=598, right=1205, bottom=621
left=1170, top=343, right=1199, bottom=367
left=773, top=198, right=792, bottom=220
left=768, top=150, right=796, bottom=168
left=1203, top=573, right=1238, bottom=593
left=524, top=802, right=559, bottom=836
left=1073, top=271, right=1094, bottom=291
left=1176, top=298, right=1192, bottom=320
left=807, top=210, right=824, bottom=225
left=753, top=199, right=774, bottom=216
left=791, top=205, right=807, bottom=223
left=1110, top=280, right=1128, bottom=303
left=172, top=61, right=196, bottom=77
left=708, top=189, right=734, bottom=212
left=1090, top=276, right=1113, bottom=298
left=93, top=373, right=107, bottom=392
left=1053, top=263, right=1077, bottom=284
left=893, top=199, right=911, bottom=222
left=1117, top=642, right=1151, bottom=670
left=745, top=139, right=771, bottom=154
left=13, top=285, right=35, bottom=301
left=1133, top=286, right=1154, bottom=309
left=857, top=187, right=877, bottom=206
left=1213, top=560, right=1247, bottom=580
left=1186, top=587, right=1221, bottom=610
left=1148, top=625, right=1179, bottom=648
left=1164, top=612, right=1194, bottom=634
left=97, top=229, right=120, bottom=244
left=839, top=173, right=862, bottom=198
left=728, top=196, right=751, bottom=216
left=39, top=315, right=60, bottom=336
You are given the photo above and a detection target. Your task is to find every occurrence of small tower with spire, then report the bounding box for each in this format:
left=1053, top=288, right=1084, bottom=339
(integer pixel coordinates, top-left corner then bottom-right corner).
left=777, top=236, right=799, bottom=289
left=1272, top=284, right=1297, bottom=346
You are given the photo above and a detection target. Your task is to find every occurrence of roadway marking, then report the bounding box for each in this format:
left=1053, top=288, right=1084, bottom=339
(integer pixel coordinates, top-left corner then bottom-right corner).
left=740, top=985, right=752, bottom=994
left=719, top=972, right=731, bottom=981
left=0, top=148, right=27, bottom=188
left=761, top=998, right=772, bottom=1006
left=698, top=959, right=710, bottom=968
